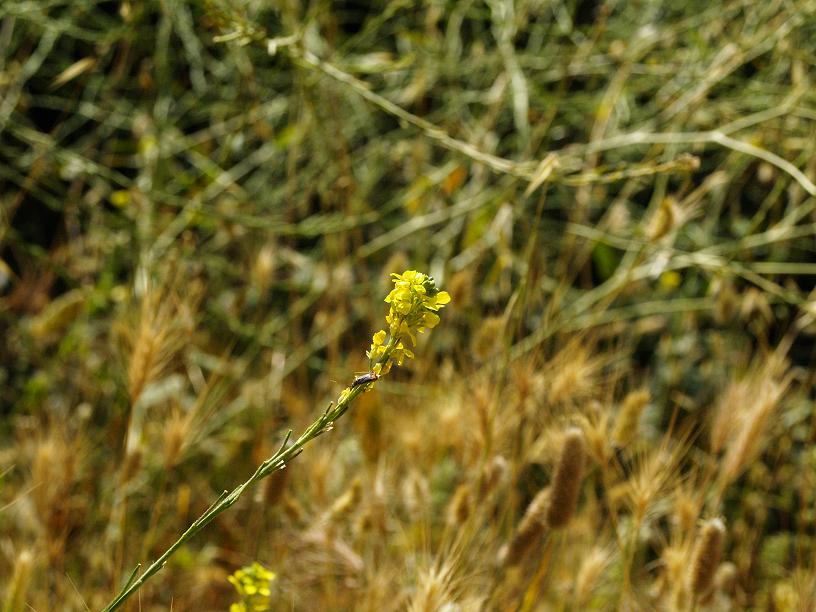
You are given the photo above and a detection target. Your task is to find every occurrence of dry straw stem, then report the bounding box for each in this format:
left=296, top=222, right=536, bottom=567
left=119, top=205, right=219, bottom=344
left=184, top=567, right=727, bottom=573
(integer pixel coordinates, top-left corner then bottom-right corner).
left=688, top=518, right=726, bottom=598
left=584, top=128, right=816, bottom=198
left=293, top=47, right=538, bottom=182
left=545, top=428, right=586, bottom=529
left=3, top=549, right=33, bottom=612
left=326, top=478, right=362, bottom=523
left=286, top=43, right=699, bottom=191
left=31, top=427, right=81, bottom=541
left=624, top=432, right=690, bottom=525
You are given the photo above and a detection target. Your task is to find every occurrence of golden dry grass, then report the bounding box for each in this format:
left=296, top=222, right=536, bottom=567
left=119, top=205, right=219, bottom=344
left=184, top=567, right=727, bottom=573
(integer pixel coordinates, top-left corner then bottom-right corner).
left=4, top=1, right=816, bottom=610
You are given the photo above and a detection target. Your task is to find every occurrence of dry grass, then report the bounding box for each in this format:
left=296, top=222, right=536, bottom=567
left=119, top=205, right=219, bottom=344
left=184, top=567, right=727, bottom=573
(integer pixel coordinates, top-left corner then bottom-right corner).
left=3, top=0, right=816, bottom=610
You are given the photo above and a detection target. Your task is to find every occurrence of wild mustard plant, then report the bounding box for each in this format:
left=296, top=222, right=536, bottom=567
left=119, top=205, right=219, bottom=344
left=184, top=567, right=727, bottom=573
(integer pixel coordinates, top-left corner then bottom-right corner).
left=228, top=562, right=276, bottom=612
left=102, top=270, right=450, bottom=611
left=336, top=270, right=449, bottom=406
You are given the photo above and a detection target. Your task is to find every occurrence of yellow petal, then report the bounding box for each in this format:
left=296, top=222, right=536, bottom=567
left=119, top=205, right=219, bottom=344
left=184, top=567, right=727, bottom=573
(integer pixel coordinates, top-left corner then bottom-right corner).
left=435, top=291, right=451, bottom=305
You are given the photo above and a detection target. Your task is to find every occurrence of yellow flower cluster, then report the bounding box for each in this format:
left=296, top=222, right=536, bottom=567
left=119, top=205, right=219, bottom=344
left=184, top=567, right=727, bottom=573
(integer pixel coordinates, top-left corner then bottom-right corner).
left=228, top=562, right=276, bottom=612
left=368, top=329, right=412, bottom=375
left=368, top=270, right=450, bottom=375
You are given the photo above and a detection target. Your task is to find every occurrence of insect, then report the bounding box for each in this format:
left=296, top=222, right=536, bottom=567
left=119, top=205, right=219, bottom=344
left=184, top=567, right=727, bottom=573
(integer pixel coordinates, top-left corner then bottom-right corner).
left=351, top=371, right=379, bottom=388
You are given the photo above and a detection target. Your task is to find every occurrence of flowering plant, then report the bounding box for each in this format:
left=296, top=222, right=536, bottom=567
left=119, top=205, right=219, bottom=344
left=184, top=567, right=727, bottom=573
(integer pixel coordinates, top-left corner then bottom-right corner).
left=228, top=562, right=276, bottom=612
left=368, top=270, right=451, bottom=375
left=103, top=269, right=450, bottom=611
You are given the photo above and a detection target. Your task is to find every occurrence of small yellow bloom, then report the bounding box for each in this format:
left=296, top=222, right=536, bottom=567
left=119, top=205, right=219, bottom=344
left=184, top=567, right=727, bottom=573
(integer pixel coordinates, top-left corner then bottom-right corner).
left=369, top=270, right=450, bottom=375
left=367, top=330, right=388, bottom=362
left=421, top=311, right=440, bottom=329
left=228, top=562, right=276, bottom=612
left=428, top=290, right=451, bottom=309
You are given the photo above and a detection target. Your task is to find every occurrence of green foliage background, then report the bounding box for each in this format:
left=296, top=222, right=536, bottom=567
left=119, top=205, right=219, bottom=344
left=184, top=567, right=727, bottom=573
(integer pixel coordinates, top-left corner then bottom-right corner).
left=3, top=0, right=816, bottom=610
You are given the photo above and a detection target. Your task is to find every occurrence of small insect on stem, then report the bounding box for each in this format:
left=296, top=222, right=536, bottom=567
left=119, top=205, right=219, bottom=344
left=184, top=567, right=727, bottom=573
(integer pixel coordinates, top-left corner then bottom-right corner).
left=351, top=372, right=379, bottom=388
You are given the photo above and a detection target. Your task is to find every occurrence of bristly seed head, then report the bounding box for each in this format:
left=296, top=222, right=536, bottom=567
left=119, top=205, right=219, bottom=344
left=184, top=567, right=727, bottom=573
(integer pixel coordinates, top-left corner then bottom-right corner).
left=545, top=427, right=586, bottom=529
left=499, top=487, right=551, bottom=567
left=689, top=518, right=726, bottom=597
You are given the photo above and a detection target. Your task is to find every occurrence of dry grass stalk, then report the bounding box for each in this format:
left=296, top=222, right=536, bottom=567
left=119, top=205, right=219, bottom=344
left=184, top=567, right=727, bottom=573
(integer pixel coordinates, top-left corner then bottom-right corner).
left=471, top=316, right=505, bottom=360
left=625, top=433, right=689, bottom=524
left=646, top=197, right=678, bottom=242
left=162, top=408, right=188, bottom=470
left=3, top=549, right=34, bottom=612
left=545, top=343, right=606, bottom=407
left=670, top=474, right=707, bottom=539
left=6, top=3, right=816, bottom=609
left=479, top=455, right=509, bottom=499
left=579, top=408, right=613, bottom=470
left=31, top=428, right=81, bottom=547
left=261, top=462, right=291, bottom=507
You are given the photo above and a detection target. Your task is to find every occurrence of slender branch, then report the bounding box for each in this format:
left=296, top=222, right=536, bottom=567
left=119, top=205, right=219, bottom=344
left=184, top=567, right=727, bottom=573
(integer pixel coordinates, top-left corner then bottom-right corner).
left=101, top=335, right=399, bottom=611
left=292, top=48, right=539, bottom=181
left=583, top=129, right=816, bottom=197
left=287, top=46, right=697, bottom=189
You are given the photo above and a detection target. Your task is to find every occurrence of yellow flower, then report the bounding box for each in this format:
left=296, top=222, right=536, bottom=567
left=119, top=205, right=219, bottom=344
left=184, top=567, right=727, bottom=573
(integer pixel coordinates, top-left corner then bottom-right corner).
left=384, top=270, right=451, bottom=341
left=353, top=270, right=450, bottom=387
left=425, top=290, right=451, bottom=311
left=367, top=329, right=388, bottom=361
left=228, top=562, right=276, bottom=612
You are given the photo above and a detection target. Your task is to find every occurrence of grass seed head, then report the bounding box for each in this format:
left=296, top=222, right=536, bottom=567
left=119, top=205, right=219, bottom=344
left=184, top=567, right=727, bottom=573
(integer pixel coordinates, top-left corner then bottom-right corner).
left=573, top=547, right=612, bottom=607
left=612, top=388, right=650, bottom=448
left=499, top=487, right=551, bottom=567
left=715, top=561, right=738, bottom=596
left=689, top=518, right=726, bottom=597
left=446, top=483, right=472, bottom=526
left=545, top=428, right=586, bottom=529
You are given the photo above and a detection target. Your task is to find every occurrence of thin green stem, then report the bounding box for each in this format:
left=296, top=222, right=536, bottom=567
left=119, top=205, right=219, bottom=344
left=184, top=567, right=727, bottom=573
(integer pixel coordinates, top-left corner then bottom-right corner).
left=101, top=334, right=401, bottom=611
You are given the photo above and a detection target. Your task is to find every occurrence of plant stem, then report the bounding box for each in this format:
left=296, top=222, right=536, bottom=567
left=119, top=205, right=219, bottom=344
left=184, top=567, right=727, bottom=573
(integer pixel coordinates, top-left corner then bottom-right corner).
left=102, top=334, right=399, bottom=611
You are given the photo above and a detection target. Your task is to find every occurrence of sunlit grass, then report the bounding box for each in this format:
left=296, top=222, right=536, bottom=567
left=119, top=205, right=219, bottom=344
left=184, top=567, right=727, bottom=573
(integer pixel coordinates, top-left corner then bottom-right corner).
left=3, top=0, right=816, bottom=610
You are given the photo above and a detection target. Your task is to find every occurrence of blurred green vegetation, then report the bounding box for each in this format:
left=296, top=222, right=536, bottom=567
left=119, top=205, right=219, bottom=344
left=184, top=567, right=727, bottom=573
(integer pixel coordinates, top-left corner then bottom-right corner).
left=3, top=0, right=816, bottom=609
